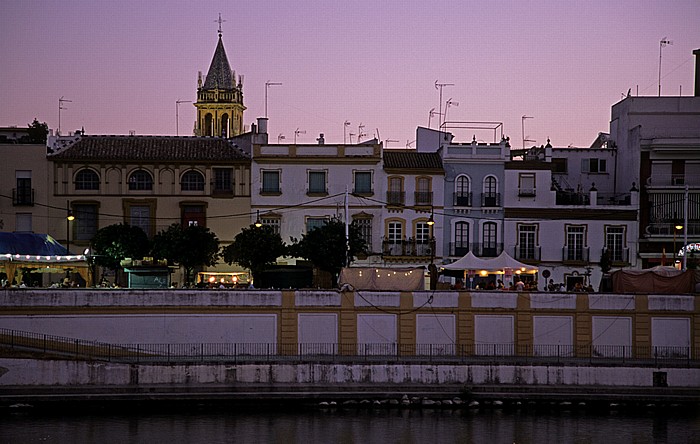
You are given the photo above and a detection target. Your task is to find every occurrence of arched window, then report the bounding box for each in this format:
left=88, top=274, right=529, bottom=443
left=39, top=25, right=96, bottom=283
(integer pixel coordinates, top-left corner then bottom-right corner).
left=482, top=176, right=499, bottom=207
left=455, top=176, right=471, bottom=206
left=454, top=221, right=469, bottom=256
left=204, top=113, right=213, bottom=136
left=75, top=169, right=99, bottom=190
left=221, top=114, right=229, bottom=137
left=481, top=222, right=498, bottom=257
left=128, top=169, right=153, bottom=191
left=181, top=170, right=205, bottom=191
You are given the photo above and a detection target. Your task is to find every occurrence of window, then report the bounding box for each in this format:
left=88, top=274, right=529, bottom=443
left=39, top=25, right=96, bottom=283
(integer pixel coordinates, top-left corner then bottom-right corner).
left=387, top=177, right=404, bottom=205
left=182, top=204, right=205, bottom=227
left=566, top=226, right=586, bottom=261
left=74, top=204, right=98, bottom=241
left=455, top=176, right=471, bottom=206
left=482, top=176, right=499, bottom=206
left=181, top=170, right=205, bottom=191
left=261, top=216, right=281, bottom=235
left=454, top=221, right=469, bottom=256
left=15, top=213, right=32, bottom=232
left=306, top=217, right=328, bottom=232
left=384, top=220, right=404, bottom=255
left=582, top=158, right=607, bottom=173
left=353, top=171, right=372, bottom=194
left=129, top=205, right=151, bottom=237
left=14, top=171, right=33, bottom=205
left=552, top=158, right=568, bottom=173
left=352, top=217, right=372, bottom=250
left=482, top=222, right=498, bottom=256
left=308, top=171, right=327, bottom=194
left=261, top=170, right=281, bottom=194
left=75, top=169, right=100, bottom=191
left=518, top=224, right=537, bottom=260
left=518, top=173, right=536, bottom=197
left=605, top=226, right=625, bottom=262
left=415, top=221, right=432, bottom=256
left=415, top=177, right=432, bottom=206
left=213, top=168, right=233, bottom=193
left=128, top=170, right=153, bottom=191
left=388, top=221, right=403, bottom=243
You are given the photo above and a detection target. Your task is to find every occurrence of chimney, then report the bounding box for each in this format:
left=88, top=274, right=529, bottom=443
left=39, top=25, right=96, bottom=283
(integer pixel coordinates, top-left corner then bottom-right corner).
left=694, top=49, right=700, bottom=97
left=257, top=117, right=268, bottom=135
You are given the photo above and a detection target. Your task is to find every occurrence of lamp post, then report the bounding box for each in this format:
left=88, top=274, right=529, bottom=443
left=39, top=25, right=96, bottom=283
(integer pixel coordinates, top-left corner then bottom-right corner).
left=254, top=210, right=262, bottom=228
left=66, top=200, right=74, bottom=254
left=427, top=210, right=437, bottom=290
left=673, top=223, right=683, bottom=267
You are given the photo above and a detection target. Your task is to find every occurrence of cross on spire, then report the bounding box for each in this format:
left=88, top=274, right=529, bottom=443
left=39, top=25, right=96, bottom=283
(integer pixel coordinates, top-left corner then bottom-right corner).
left=215, top=13, right=226, bottom=37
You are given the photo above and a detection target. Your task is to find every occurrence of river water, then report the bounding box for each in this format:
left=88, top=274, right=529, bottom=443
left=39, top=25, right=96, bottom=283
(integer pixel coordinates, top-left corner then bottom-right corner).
left=2, top=406, right=700, bottom=443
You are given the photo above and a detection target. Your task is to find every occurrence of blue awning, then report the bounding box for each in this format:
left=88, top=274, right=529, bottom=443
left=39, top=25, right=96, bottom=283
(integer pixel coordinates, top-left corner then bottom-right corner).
left=0, top=232, right=85, bottom=262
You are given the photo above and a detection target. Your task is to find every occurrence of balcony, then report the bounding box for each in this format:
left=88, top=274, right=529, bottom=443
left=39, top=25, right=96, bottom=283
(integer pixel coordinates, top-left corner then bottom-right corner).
left=386, top=191, right=405, bottom=206
left=596, top=192, right=631, bottom=206
left=481, top=192, right=501, bottom=207
left=562, top=246, right=590, bottom=264
left=382, top=238, right=435, bottom=258
left=449, top=242, right=470, bottom=257
left=645, top=222, right=700, bottom=237
left=12, top=188, right=34, bottom=206
left=646, top=174, right=700, bottom=188
left=472, top=242, right=503, bottom=257
left=602, top=247, right=629, bottom=265
left=414, top=191, right=433, bottom=207
left=453, top=192, right=472, bottom=207
left=555, top=191, right=590, bottom=205
left=513, top=245, right=541, bottom=263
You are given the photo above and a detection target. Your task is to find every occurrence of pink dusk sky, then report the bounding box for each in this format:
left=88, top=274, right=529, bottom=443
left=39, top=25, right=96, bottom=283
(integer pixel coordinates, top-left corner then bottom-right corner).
left=1, top=0, right=699, bottom=148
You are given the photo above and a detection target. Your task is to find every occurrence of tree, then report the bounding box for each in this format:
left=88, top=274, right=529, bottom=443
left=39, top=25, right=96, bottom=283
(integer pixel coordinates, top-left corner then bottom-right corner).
left=90, top=223, right=151, bottom=272
left=26, top=119, right=49, bottom=144
left=288, top=218, right=367, bottom=284
left=151, top=223, right=220, bottom=285
left=221, top=225, right=286, bottom=284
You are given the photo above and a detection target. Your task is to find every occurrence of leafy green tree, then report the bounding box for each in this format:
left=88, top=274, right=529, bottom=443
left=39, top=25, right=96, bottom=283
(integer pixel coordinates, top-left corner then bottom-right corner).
left=151, top=223, right=220, bottom=285
left=221, top=225, right=286, bottom=283
left=26, top=119, right=49, bottom=144
left=90, top=223, right=151, bottom=272
left=288, top=218, right=366, bottom=284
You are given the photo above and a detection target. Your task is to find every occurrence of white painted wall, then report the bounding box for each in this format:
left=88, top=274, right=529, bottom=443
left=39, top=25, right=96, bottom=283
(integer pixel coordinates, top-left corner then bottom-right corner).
left=298, top=313, right=338, bottom=354
left=592, top=316, right=632, bottom=357
left=415, top=314, right=455, bottom=355
left=652, top=317, right=691, bottom=357
left=474, top=315, right=514, bottom=355
left=357, top=313, right=396, bottom=355
left=533, top=316, right=573, bottom=356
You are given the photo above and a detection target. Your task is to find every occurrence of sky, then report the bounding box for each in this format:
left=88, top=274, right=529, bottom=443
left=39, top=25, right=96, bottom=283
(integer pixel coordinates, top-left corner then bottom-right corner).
left=1, top=0, right=699, bottom=149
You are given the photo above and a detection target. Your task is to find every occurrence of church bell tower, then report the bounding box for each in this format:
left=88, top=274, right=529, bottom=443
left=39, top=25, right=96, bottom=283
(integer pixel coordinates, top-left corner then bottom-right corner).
left=194, top=15, right=245, bottom=137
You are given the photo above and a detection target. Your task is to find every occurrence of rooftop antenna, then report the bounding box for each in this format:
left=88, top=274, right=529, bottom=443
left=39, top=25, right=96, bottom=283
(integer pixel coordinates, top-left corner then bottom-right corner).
left=406, top=139, right=415, bottom=148
left=344, top=120, right=351, bottom=144
left=265, top=81, right=282, bottom=118
left=385, top=139, right=399, bottom=148
left=215, top=13, right=226, bottom=37
left=358, top=123, right=366, bottom=142
left=349, top=132, right=355, bottom=144
left=294, top=128, right=306, bottom=144
left=521, top=115, right=534, bottom=149
left=658, top=37, right=673, bottom=96
left=58, top=96, right=72, bottom=136
left=175, top=99, right=192, bottom=136
left=277, top=133, right=285, bottom=143
left=434, top=80, right=454, bottom=129
left=444, top=98, right=459, bottom=123
left=428, top=108, right=442, bottom=129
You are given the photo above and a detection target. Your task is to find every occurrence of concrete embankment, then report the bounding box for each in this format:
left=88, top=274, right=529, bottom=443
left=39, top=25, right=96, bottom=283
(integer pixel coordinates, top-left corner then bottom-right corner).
left=1, top=358, right=699, bottom=408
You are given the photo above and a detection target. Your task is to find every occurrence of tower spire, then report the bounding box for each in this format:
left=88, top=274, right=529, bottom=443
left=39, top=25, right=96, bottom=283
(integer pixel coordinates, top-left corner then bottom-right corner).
left=216, top=13, right=225, bottom=38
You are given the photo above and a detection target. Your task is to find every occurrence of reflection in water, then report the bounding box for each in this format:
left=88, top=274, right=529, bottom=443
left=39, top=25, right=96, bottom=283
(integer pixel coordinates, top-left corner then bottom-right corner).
left=2, top=407, right=700, bottom=444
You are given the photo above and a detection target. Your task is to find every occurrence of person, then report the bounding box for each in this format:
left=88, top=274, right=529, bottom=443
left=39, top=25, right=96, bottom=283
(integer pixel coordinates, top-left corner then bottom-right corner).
left=547, top=279, right=556, bottom=292
left=559, top=283, right=566, bottom=292
left=574, top=282, right=583, bottom=292
left=585, top=284, right=595, bottom=292
left=515, top=280, right=525, bottom=292
left=496, top=279, right=504, bottom=290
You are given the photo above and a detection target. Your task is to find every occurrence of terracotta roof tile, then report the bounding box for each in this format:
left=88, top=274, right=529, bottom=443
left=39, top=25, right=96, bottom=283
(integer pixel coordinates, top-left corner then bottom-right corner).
left=383, top=150, right=443, bottom=171
left=50, top=135, right=249, bottom=162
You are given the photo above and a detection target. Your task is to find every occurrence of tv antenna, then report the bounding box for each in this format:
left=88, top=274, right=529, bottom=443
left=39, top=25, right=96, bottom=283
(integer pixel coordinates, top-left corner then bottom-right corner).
left=434, top=80, right=454, bottom=129
left=444, top=98, right=459, bottom=123
left=294, top=128, right=306, bottom=144
left=428, top=108, right=442, bottom=128
left=277, top=133, right=286, bottom=143
left=385, top=139, right=399, bottom=148
left=357, top=123, right=366, bottom=142
left=521, top=115, right=535, bottom=149
left=658, top=37, right=673, bottom=96
left=265, top=81, right=282, bottom=117
left=344, top=120, right=351, bottom=144
left=58, top=96, right=72, bottom=136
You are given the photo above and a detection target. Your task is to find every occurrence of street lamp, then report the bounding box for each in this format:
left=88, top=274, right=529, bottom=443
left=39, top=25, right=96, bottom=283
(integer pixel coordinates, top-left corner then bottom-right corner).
left=674, top=223, right=683, bottom=266
left=66, top=200, right=74, bottom=254
left=255, top=210, right=263, bottom=228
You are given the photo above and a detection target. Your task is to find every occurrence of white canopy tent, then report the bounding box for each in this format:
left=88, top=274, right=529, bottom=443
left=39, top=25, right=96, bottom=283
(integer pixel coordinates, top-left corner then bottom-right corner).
left=441, top=251, right=538, bottom=288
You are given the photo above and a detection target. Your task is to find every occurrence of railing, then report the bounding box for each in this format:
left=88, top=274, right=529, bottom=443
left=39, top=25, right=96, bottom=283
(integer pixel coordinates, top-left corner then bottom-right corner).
left=472, top=242, right=503, bottom=257
left=646, top=222, right=700, bottom=237
left=382, top=238, right=435, bottom=257
left=556, top=191, right=590, bottom=205
left=562, top=246, right=590, bottom=263
left=449, top=242, right=470, bottom=257
left=602, top=247, right=629, bottom=264
left=513, top=245, right=541, bottom=262
left=481, top=192, right=501, bottom=207
left=386, top=191, right=405, bottom=206
left=12, top=188, right=34, bottom=206
left=453, top=192, right=472, bottom=207
left=646, top=174, right=700, bottom=187
left=596, top=192, right=631, bottom=206
left=2, top=328, right=698, bottom=367
left=414, top=191, right=433, bottom=207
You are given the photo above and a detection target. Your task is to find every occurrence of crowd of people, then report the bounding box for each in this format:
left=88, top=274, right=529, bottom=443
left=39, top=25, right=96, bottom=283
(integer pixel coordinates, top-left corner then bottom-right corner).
left=449, top=277, right=595, bottom=292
